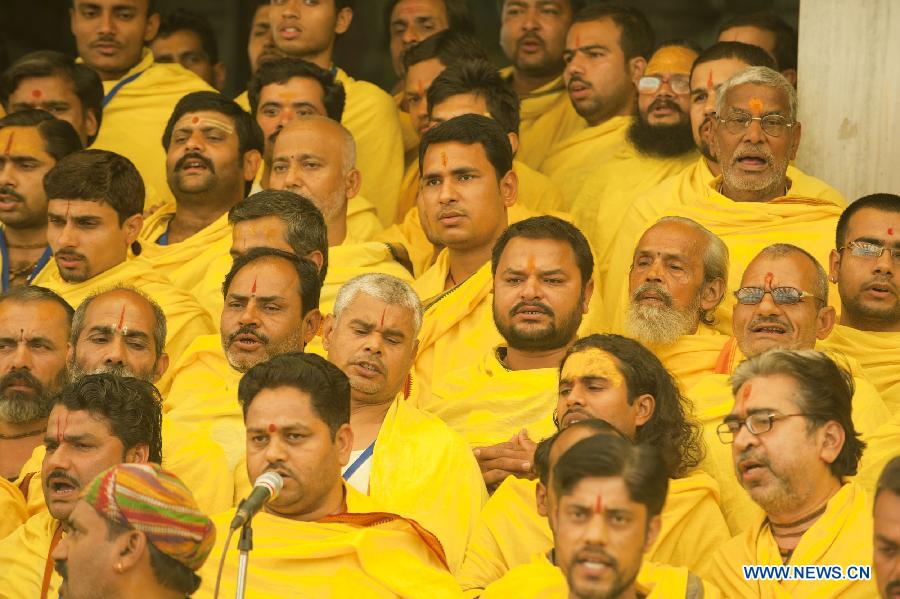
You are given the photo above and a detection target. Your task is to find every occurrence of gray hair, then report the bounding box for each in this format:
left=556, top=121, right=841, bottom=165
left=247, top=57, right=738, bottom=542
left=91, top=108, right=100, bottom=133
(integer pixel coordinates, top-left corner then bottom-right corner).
left=714, top=66, right=798, bottom=121
left=756, top=243, right=829, bottom=304
left=70, top=286, right=167, bottom=360
left=333, top=274, right=423, bottom=337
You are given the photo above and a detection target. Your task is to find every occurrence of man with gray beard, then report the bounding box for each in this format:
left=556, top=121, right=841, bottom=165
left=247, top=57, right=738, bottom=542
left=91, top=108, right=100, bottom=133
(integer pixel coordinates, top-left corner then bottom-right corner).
left=0, top=286, right=71, bottom=480
left=625, top=216, right=729, bottom=391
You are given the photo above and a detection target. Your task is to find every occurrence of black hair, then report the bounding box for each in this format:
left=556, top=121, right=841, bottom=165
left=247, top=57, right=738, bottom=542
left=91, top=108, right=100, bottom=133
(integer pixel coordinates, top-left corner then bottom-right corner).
left=162, top=91, right=263, bottom=156
left=835, top=193, right=900, bottom=249
left=534, top=418, right=627, bottom=484
left=0, top=285, right=74, bottom=325
left=875, top=456, right=900, bottom=504
left=52, top=374, right=163, bottom=463
left=228, top=190, right=329, bottom=282
left=237, top=352, right=350, bottom=438
left=401, top=29, right=488, bottom=71
left=717, top=11, right=797, bottom=71
left=248, top=58, right=346, bottom=121
left=573, top=3, right=655, bottom=61
left=221, top=247, right=322, bottom=315
left=70, top=0, right=158, bottom=15
left=156, top=8, right=220, bottom=64
left=497, top=0, right=586, bottom=13
left=384, top=0, right=474, bottom=41
left=492, top=216, right=594, bottom=290
left=427, top=60, right=520, bottom=135
left=43, top=150, right=144, bottom=224
left=0, top=109, right=83, bottom=161
left=418, top=113, right=513, bottom=182
left=104, top=519, right=199, bottom=594
left=690, top=41, right=776, bottom=82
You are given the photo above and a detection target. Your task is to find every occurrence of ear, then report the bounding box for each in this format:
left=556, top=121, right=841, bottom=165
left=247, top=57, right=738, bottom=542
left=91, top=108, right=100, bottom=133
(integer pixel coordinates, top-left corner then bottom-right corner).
left=506, top=132, right=519, bottom=156
left=152, top=352, right=169, bottom=383
left=499, top=169, right=518, bottom=209
left=124, top=443, right=150, bottom=464
left=116, top=530, right=147, bottom=572
left=633, top=393, right=655, bottom=428
left=66, top=342, right=75, bottom=367
left=628, top=56, right=647, bottom=84
left=815, top=305, right=836, bottom=340
left=84, top=110, right=99, bottom=140
left=581, top=278, right=595, bottom=315
left=828, top=249, right=841, bottom=283
left=335, top=422, right=354, bottom=466
left=781, top=68, right=798, bottom=87
left=818, top=419, right=845, bottom=466
left=242, top=150, right=263, bottom=183
left=788, top=121, right=802, bottom=162
left=535, top=481, right=548, bottom=517
left=144, top=12, right=161, bottom=42
left=334, top=7, right=353, bottom=36
left=122, top=213, right=143, bottom=246
left=302, top=309, right=322, bottom=345
left=321, top=313, right=336, bottom=351
left=643, top=514, right=662, bottom=552
left=699, top=277, right=726, bottom=312
left=304, top=249, right=325, bottom=273
left=214, top=63, right=227, bottom=91
left=344, top=168, right=362, bottom=201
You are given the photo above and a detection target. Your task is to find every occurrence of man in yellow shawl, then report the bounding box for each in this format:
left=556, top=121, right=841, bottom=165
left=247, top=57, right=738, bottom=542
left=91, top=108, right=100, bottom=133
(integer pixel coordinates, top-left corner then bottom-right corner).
left=71, top=0, right=214, bottom=208
left=425, top=216, right=592, bottom=487
left=873, top=457, right=900, bottom=599
left=624, top=217, right=730, bottom=390
left=570, top=41, right=699, bottom=243
left=497, top=0, right=586, bottom=169
left=409, top=114, right=516, bottom=401
left=140, top=92, right=262, bottom=305
left=707, top=349, right=878, bottom=598
left=323, top=273, right=486, bottom=573
left=196, top=352, right=460, bottom=598
left=459, top=335, right=729, bottom=593
left=482, top=429, right=721, bottom=598
left=688, top=244, right=891, bottom=534
left=31, top=150, right=215, bottom=395
left=0, top=374, right=158, bottom=599
left=538, top=4, right=651, bottom=208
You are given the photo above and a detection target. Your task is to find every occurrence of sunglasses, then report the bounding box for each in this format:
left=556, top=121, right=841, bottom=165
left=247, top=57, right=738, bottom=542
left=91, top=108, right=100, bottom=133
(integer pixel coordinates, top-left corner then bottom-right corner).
left=734, top=286, right=823, bottom=306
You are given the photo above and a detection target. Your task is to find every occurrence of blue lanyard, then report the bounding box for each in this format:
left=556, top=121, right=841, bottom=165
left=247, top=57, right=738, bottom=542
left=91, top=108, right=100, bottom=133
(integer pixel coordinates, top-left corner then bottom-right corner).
left=0, top=231, right=52, bottom=292
left=102, top=69, right=146, bottom=107
left=156, top=223, right=171, bottom=246
left=342, top=441, right=375, bottom=481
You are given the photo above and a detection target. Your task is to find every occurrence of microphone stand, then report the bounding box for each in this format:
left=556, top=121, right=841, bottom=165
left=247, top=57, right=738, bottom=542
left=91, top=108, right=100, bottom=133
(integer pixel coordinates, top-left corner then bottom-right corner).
left=234, top=500, right=254, bottom=599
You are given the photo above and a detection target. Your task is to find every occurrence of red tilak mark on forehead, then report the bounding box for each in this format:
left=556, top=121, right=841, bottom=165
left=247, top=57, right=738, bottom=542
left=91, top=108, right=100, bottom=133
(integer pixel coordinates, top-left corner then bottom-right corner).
left=3, top=131, right=13, bottom=156
left=594, top=495, right=603, bottom=514
left=192, top=116, right=200, bottom=124
left=251, top=276, right=258, bottom=295
left=18, top=329, right=24, bottom=342
left=32, top=89, right=43, bottom=99
left=575, top=33, right=581, bottom=48
left=417, top=79, right=425, bottom=97
left=707, top=69, right=714, bottom=90
left=268, top=424, right=277, bottom=433
left=741, top=381, right=753, bottom=401
left=526, top=254, right=536, bottom=272
left=380, top=308, right=387, bottom=328
left=441, top=151, right=448, bottom=168
left=57, top=411, right=69, bottom=443
left=117, top=305, right=126, bottom=331
left=66, top=201, right=71, bottom=218
left=889, top=228, right=895, bottom=236
left=764, top=272, right=774, bottom=289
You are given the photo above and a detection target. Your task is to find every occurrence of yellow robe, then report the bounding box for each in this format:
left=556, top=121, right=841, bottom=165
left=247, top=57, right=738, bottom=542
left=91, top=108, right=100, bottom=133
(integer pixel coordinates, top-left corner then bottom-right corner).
left=367, top=396, right=487, bottom=573
left=0, top=511, right=61, bottom=598
left=651, top=326, right=731, bottom=393
left=707, top=482, right=877, bottom=598
left=0, top=476, right=27, bottom=540
left=479, top=548, right=722, bottom=598
left=31, top=256, right=216, bottom=396
left=458, top=472, right=729, bottom=592
left=596, top=160, right=846, bottom=334
left=420, top=345, right=558, bottom=447
left=820, top=324, right=900, bottom=416
left=88, top=50, right=215, bottom=209
left=689, top=339, right=891, bottom=535
left=195, top=485, right=461, bottom=598
left=410, top=251, right=499, bottom=401
left=392, top=90, right=419, bottom=164
left=855, top=409, right=900, bottom=499
left=538, top=115, right=632, bottom=210
left=500, top=68, right=587, bottom=171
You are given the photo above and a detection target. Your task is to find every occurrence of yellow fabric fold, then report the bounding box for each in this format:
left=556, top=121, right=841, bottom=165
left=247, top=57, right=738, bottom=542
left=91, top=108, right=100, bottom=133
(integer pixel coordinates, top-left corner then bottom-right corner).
left=707, top=482, right=877, bottom=598
left=0, top=476, right=27, bottom=540
left=820, top=324, right=900, bottom=416
left=0, top=511, right=60, bottom=598
left=368, top=396, right=487, bottom=573
left=854, top=410, right=900, bottom=501
left=651, top=326, right=731, bottom=393
left=420, top=346, right=558, bottom=447
left=160, top=417, right=235, bottom=515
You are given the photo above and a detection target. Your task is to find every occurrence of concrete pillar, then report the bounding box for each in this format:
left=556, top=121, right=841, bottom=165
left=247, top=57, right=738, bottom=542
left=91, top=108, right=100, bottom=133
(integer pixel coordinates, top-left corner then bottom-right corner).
left=796, top=0, right=900, bottom=200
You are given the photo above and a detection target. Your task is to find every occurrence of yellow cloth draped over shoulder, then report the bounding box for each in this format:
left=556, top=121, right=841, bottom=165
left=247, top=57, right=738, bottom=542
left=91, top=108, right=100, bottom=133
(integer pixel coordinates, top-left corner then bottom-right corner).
left=855, top=409, right=900, bottom=499
left=594, top=160, right=846, bottom=335
left=708, top=482, right=877, bottom=598
left=410, top=252, right=499, bottom=401
left=368, top=396, right=487, bottom=573
left=195, top=485, right=461, bottom=598
left=420, top=346, right=558, bottom=448
left=0, top=511, right=61, bottom=598
left=538, top=115, right=631, bottom=210
left=0, top=476, right=27, bottom=540
left=689, top=339, right=891, bottom=535
left=480, top=552, right=722, bottom=599
left=31, top=257, right=216, bottom=396
left=820, top=324, right=900, bottom=416
left=87, top=50, right=214, bottom=209
left=651, top=326, right=731, bottom=393
left=459, top=471, right=729, bottom=592
left=501, top=68, right=587, bottom=171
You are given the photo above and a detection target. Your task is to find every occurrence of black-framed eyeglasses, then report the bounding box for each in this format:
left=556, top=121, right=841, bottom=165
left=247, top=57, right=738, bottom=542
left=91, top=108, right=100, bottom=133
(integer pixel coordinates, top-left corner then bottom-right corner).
left=717, top=112, right=795, bottom=137
left=838, top=240, right=900, bottom=263
left=638, top=75, right=690, bottom=95
left=716, top=412, right=811, bottom=444
left=734, top=286, right=823, bottom=306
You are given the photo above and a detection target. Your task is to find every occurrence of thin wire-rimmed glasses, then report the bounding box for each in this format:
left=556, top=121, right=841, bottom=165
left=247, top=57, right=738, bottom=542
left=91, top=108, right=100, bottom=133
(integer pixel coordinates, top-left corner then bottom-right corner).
left=717, top=412, right=811, bottom=444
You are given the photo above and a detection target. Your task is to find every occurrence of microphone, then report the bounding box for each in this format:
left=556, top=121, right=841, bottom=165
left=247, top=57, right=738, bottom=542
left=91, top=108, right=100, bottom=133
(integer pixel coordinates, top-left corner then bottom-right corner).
left=229, top=472, right=283, bottom=530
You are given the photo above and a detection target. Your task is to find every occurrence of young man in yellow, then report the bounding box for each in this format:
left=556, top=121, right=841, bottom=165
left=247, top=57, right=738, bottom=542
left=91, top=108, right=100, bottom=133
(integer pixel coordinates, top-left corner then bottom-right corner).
left=459, top=335, right=728, bottom=593
left=409, top=114, right=517, bottom=401
left=0, top=111, right=82, bottom=290
left=599, top=66, right=845, bottom=334
left=498, top=0, right=586, bottom=169
left=323, top=273, right=486, bottom=573
left=0, top=374, right=159, bottom=599
left=708, top=349, right=877, bottom=598
left=873, top=457, right=900, bottom=599
left=822, top=193, right=900, bottom=415
left=264, top=0, right=403, bottom=225
left=163, top=249, right=322, bottom=473
left=538, top=4, right=650, bottom=208
left=425, top=217, right=592, bottom=478
left=482, top=431, right=720, bottom=598
left=140, top=92, right=262, bottom=305
left=66, top=286, right=233, bottom=515
left=689, top=244, right=891, bottom=534
left=624, top=217, right=730, bottom=390
left=196, top=352, right=460, bottom=597
left=71, top=0, right=214, bottom=208
left=570, top=41, right=699, bottom=242
left=717, top=12, right=798, bottom=86
left=150, top=9, right=226, bottom=90
left=385, top=59, right=564, bottom=277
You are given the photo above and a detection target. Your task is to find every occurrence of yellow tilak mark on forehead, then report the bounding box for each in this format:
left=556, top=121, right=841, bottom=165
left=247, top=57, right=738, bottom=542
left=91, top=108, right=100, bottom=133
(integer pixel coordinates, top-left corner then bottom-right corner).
left=748, top=97, right=764, bottom=114
left=0, top=127, right=48, bottom=157
left=561, top=348, right=624, bottom=388
left=173, top=114, right=235, bottom=135
left=645, top=46, right=698, bottom=77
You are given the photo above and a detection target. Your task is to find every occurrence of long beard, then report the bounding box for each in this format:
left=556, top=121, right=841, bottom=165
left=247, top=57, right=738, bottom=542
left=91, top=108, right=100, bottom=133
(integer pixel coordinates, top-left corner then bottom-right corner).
left=628, top=115, right=696, bottom=158
left=625, top=293, right=699, bottom=346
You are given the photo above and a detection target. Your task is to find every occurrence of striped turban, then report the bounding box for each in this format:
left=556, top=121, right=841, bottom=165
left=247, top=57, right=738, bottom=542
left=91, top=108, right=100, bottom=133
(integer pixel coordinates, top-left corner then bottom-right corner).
left=81, top=463, right=216, bottom=572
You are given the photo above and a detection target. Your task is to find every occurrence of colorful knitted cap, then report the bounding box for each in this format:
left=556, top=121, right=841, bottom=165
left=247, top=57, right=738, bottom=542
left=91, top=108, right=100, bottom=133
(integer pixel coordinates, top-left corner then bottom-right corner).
left=81, top=463, right=216, bottom=571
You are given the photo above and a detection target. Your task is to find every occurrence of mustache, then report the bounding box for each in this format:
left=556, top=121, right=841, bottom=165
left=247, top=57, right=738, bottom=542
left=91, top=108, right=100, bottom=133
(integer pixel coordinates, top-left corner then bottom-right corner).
left=886, top=580, right=900, bottom=594
left=55, top=249, right=87, bottom=261
left=46, top=470, right=81, bottom=489
left=649, top=98, right=683, bottom=114
left=575, top=545, right=619, bottom=569
left=748, top=315, right=792, bottom=332
left=517, top=31, right=545, bottom=49
left=0, top=370, right=43, bottom=394
left=632, top=282, right=673, bottom=307
left=509, top=300, right=555, bottom=318
left=350, top=356, right=385, bottom=374
left=175, top=151, right=215, bottom=173
left=54, top=559, right=67, bottom=580
left=90, top=34, right=122, bottom=48
left=732, top=145, right=774, bottom=165
left=0, top=185, right=25, bottom=203
left=227, top=325, right=270, bottom=346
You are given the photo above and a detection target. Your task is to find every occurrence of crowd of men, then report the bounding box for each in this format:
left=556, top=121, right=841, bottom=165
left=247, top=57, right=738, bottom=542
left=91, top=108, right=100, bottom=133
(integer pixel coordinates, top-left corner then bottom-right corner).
left=0, top=0, right=897, bottom=597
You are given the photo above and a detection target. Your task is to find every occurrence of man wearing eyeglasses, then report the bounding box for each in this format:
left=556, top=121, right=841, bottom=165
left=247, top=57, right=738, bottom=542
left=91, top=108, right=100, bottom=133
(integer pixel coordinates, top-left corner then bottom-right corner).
left=707, top=349, right=878, bottom=598
left=688, top=243, right=890, bottom=535
left=569, top=41, right=699, bottom=250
